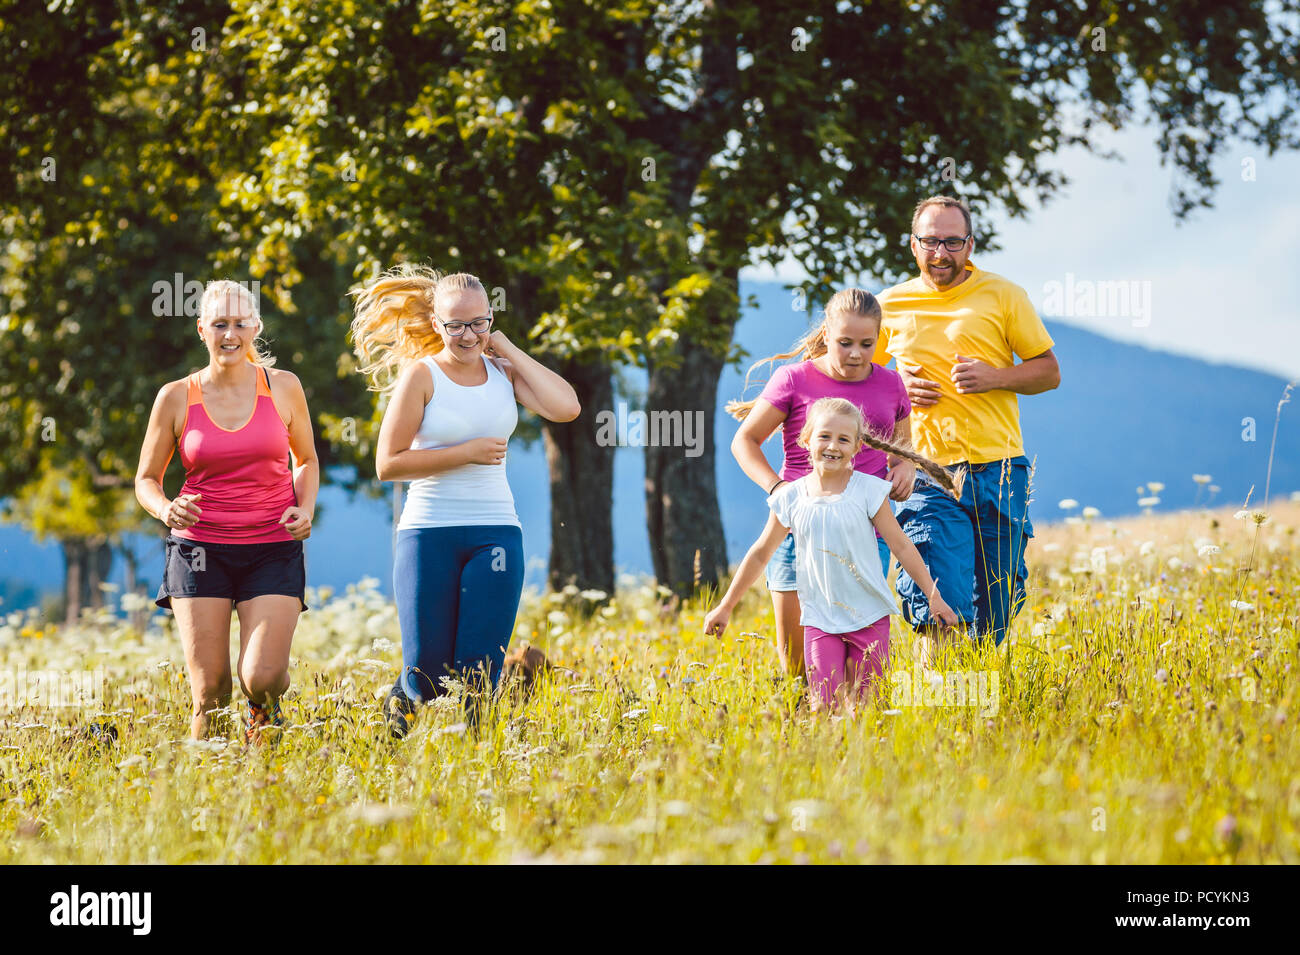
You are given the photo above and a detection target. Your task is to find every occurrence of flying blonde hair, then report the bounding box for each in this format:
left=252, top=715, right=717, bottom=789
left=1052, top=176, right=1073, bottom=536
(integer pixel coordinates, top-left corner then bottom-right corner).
left=348, top=264, right=488, bottom=393
left=799, top=397, right=964, bottom=499
left=199, top=280, right=274, bottom=367
left=725, top=288, right=882, bottom=421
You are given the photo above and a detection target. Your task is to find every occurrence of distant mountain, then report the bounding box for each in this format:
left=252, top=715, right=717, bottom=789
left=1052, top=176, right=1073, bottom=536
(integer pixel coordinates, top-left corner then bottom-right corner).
left=3, top=281, right=1296, bottom=609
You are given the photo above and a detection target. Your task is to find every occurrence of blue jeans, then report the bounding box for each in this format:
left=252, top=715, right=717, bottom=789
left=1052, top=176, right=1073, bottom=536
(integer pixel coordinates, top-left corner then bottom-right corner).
left=393, top=525, right=524, bottom=701
left=893, top=455, right=1034, bottom=645
left=766, top=530, right=893, bottom=592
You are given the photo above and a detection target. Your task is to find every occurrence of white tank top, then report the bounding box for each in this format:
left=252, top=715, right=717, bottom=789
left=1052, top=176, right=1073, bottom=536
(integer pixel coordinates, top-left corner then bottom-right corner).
left=396, top=354, right=521, bottom=529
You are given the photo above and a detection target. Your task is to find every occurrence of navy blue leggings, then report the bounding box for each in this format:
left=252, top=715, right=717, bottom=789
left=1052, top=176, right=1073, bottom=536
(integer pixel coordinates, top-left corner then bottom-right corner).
left=393, top=525, right=525, bottom=702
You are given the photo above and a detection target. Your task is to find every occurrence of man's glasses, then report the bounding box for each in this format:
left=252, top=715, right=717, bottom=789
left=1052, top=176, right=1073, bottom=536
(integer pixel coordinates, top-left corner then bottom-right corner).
left=439, top=315, right=493, bottom=337
left=913, top=234, right=971, bottom=252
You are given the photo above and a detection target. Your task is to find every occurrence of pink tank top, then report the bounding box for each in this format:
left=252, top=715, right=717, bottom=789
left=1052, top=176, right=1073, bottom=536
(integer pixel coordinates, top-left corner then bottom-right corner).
left=173, top=366, right=298, bottom=544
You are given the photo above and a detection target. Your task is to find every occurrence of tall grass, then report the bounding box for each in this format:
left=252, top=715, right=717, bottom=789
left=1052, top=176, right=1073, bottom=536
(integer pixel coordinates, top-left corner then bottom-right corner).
left=0, top=501, right=1296, bottom=863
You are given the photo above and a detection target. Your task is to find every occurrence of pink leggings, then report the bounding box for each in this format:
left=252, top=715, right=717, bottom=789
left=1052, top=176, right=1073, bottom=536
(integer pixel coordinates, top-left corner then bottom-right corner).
left=804, top=617, right=890, bottom=709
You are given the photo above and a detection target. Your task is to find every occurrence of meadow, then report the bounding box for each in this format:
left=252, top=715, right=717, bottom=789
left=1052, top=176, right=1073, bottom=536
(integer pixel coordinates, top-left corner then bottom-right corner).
left=1, top=498, right=1296, bottom=864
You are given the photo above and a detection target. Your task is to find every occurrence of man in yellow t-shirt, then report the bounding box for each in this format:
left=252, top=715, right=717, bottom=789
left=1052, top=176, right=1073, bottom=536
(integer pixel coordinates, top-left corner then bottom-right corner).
left=874, top=196, right=1061, bottom=646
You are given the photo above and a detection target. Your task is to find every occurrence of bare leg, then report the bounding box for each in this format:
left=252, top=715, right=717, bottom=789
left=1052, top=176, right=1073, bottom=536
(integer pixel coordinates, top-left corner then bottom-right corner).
left=172, top=597, right=235, bottom=740
left=235, top=595, right=300, bottom=706
left=771, top=590, right=805, bottom=678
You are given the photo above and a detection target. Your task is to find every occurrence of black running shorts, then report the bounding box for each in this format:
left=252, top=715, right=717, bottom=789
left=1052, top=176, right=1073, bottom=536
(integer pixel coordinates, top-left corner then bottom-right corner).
left=155, top=535, right=307, bottom=612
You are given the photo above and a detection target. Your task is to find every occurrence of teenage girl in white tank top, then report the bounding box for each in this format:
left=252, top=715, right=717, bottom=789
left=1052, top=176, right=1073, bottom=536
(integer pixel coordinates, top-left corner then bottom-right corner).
left=349, top=266, right=581, bottom=738
left=397, top=354, right=521, bottom=530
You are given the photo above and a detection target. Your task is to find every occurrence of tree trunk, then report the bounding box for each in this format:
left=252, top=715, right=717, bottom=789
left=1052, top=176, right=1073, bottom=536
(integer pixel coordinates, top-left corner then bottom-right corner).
left=62, top=539, right=85, bottom=625
left=122, top=543, right=148, bottom=633
left=87, top=539, right=111, bottom=609
left=541, top=358, right=615, bottom=594
left=644, top=340, right=730, bottom=599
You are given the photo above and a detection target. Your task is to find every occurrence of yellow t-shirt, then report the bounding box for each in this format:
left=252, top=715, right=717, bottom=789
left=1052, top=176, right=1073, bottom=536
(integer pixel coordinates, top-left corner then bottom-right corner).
left=874, top=261, right=1054, bottom=466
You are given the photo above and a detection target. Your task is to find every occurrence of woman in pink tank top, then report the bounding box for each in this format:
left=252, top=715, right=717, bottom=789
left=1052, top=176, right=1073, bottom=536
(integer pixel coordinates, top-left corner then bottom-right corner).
left=134, top=280, right=319, bottom=743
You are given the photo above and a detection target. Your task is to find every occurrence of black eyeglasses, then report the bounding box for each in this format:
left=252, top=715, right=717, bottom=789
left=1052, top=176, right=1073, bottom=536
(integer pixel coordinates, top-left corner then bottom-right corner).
left=439, top=315, right=493, bottom=337
left=913, top=234, right=971, bottom=252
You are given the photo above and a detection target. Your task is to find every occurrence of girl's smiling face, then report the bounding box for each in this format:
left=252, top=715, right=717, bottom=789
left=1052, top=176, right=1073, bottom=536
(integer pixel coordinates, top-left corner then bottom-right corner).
left=804, top=411, right=863, bottom=474
left=820, top=310, right=879, bottom=381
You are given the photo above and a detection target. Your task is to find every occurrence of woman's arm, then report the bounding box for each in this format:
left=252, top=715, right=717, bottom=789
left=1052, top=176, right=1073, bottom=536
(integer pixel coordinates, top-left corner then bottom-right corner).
left=488, top=331, right=581, bottom=422
left=871, top=504, right=958, bottom=626
left=704, top=511, right=791, bottom=636
left=275, top=371, right=319, bottom=540
left=375, top=361, right=506, bottom=482
left=730, top=399, right=789, bottom=494
left=134, top=381, right=200, bottom=528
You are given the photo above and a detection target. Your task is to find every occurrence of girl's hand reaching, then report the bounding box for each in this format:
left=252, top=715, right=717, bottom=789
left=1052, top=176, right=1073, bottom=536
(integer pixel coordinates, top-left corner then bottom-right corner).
left=929, top=592, right=960, bottom=628
left=703, top=605, right=731, bottom=637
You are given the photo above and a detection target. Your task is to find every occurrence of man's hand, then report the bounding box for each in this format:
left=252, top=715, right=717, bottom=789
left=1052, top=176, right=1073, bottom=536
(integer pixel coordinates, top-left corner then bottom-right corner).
left=898, top=365, right=943, bottom=407
left=951, top=353, right=1004, bottom=395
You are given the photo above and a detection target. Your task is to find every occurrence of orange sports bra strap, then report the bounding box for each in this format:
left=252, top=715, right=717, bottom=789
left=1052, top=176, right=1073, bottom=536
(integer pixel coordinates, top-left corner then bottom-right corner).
left=256, top=365, right=272, bottom=397
left=186, top=373, right=203, bottom=406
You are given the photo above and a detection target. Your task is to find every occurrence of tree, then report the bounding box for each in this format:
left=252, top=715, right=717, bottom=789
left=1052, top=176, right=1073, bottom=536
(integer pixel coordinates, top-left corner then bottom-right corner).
left=0, top=0, right=371, bottom=612
left=626, top=0, right=1300, bottom=593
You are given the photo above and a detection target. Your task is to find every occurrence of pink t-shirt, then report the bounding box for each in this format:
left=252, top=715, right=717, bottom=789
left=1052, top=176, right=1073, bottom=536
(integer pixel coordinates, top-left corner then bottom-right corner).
left=758, top=359, right=910, bottom=481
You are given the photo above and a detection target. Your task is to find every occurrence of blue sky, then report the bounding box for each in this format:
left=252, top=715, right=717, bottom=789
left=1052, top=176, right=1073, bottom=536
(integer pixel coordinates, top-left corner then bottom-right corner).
left=743, top=123, right=1300, bottom=381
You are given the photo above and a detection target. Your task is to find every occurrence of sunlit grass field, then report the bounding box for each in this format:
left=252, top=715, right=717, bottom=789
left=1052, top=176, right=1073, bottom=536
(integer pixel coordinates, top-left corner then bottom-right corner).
left=2, top=500, right=1296, bottom=864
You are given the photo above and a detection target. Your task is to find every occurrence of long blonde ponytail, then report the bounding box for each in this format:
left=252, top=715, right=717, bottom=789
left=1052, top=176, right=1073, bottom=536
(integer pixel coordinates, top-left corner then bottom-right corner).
left=348, top=264, right=486, bottom=393
left=799, top=396, right=965, bottom=500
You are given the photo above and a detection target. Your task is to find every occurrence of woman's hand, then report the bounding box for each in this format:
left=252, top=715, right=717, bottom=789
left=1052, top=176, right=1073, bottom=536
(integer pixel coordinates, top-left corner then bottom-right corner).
left=462, top=436, right=508, bottom=466
left=486, top=330, right=514, bottom=358
left=279, top=505, right=313, bottom=541
left=887, top=459, right=916, bottom=501
left=703, top=605, right=731, bottom=637
left=162, top=493, right=202, bottom=531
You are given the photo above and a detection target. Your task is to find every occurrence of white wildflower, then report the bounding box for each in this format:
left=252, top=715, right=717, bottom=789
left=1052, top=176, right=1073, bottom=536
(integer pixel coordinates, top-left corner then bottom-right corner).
left=1058, top=499, right=1078, bottom=510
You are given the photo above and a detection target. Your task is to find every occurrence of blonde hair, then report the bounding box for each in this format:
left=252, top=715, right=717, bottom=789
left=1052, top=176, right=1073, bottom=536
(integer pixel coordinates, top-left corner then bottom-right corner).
left=798, top=397, right=965, bottom=499
left=725, top=288, right=882, bottom=421
left=348, top=264, right=488, bottom=393
left=199, top=279, right=274, bottom=367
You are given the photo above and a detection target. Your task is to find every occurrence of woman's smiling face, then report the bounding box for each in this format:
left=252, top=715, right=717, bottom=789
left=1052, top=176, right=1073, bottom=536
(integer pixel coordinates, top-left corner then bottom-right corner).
left=436, top=287, right=493, bottom=365
left=199, top=302, right=259, bottom=365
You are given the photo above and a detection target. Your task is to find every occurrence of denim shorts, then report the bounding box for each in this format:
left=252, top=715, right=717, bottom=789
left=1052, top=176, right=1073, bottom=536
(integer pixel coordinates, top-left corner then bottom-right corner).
left=893, top=455, right=1034, bottom=644
left=765, top=530, right=893, bottom=592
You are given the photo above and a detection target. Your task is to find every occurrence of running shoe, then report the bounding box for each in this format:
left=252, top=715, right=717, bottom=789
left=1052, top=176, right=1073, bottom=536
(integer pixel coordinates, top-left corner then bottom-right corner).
left=384, top=683, right=416, bottom=740
left=245, top=698, right=285, bottom=745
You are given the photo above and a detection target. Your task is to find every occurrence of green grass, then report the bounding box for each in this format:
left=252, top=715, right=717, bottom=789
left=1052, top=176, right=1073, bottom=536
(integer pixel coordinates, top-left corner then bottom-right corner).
left=1, top=502, right=1296, bottom=863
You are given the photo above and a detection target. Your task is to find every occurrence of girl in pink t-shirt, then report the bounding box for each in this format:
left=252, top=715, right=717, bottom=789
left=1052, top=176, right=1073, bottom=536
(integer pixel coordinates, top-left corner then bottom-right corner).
left=726, top=288, right=913, bottom=678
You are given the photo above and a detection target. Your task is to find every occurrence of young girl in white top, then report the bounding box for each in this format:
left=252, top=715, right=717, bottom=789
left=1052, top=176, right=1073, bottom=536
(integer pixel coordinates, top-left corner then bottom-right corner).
left=705, top=398, right=960, bottom=711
